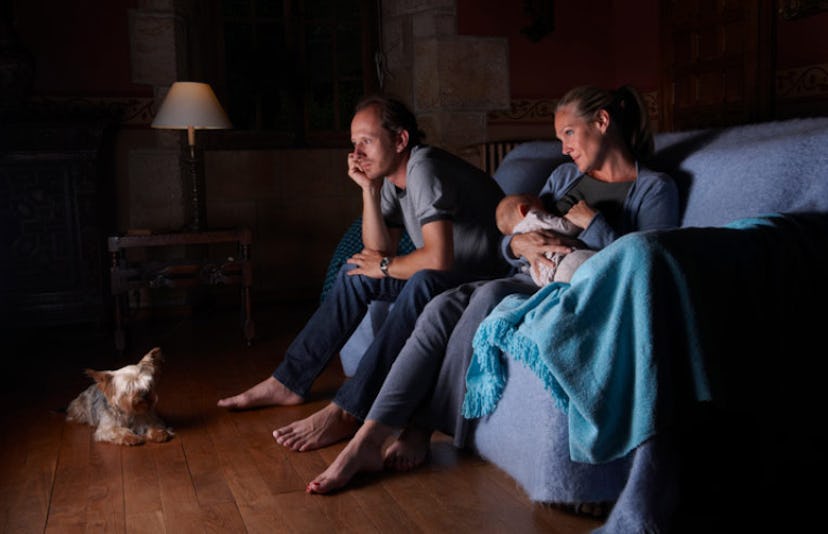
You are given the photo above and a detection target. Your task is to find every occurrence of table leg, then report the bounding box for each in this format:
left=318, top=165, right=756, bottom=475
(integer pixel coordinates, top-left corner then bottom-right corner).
left=240, top=240, right=255, bottom=346
left=110, top=250, right=126, bottom=352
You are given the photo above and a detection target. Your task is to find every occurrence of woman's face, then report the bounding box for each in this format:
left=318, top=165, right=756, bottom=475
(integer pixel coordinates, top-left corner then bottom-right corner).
left=350, top=105, right=402, bottom=180
left=555, top=103, right=607, bottom=174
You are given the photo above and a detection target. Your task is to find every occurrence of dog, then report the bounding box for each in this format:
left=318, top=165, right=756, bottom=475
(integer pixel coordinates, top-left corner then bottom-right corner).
left=66, top=347, right=174, bottom=445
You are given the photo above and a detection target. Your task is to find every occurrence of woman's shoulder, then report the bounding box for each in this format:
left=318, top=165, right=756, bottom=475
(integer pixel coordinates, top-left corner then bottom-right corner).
left=552, top=161, right=578, bottom=175
left=548, top=161, right=580, bottom=182
left=633, top=165, right=679, bottom=207
left=548, top=161, right=583, bottom=189
left=637, top=165, right=677, bottom=188
left=535, top=162, right=580, bottom=197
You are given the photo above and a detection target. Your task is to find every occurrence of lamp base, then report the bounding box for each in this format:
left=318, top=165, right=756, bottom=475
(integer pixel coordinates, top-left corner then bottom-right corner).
left=185, top=143, right=206, bottom=232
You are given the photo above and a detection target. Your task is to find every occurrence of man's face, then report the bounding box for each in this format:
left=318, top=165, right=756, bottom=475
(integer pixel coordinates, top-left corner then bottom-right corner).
left=350, top=105, right=401, bottom=180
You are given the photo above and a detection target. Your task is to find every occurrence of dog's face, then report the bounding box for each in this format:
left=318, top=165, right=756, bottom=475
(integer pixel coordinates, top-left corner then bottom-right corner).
left=87, top=347, right=162, bottom=415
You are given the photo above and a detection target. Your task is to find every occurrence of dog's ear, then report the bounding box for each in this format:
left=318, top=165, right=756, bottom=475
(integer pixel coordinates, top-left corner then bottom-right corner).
left=138, top=348, right=163, bottom=378
left=84, top=368, right=100, bottom=380
left=87, top=369, right=114, bottom=394
left=140, top=347, right=163, bottom=367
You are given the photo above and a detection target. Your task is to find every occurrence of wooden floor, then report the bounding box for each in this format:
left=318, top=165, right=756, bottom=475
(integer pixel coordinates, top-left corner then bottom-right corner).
left=1, top=300, right=604, bottom=533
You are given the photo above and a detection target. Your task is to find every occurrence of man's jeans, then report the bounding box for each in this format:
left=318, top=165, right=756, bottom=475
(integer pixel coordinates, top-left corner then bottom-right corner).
left=273, top=264, right=482, bottom=420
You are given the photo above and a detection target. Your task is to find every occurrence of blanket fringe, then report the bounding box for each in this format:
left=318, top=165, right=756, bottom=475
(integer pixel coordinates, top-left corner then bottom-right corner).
left=463, top=319, right=511, bottom=418
left=505, top=330, right=569, bottom=413
left=465, top=315, right=570, bottom=419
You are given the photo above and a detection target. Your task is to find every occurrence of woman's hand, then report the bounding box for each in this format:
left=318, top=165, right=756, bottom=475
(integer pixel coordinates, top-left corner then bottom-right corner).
left=564, top=200, right=596, bottom=229
left=346, top=248, right=385, bottom=278
left=510, top=229, right=579, bottom=273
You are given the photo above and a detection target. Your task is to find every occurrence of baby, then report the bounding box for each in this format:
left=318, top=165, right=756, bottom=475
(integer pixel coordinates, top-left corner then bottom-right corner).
left=496, top=193, right=595, bottom=285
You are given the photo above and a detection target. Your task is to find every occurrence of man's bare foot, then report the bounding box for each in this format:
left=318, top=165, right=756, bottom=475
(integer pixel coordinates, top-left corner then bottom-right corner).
left=217, top=376, right=303, bottom=410
left=306, top=421, right=393, bottom=494
left=273, top=403, right=360, bottom=452
left=384, top=426, right=432, bottom=471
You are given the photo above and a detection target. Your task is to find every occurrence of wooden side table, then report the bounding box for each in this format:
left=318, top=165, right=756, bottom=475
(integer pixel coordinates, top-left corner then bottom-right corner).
left=108, top=228, right=254, bottom=351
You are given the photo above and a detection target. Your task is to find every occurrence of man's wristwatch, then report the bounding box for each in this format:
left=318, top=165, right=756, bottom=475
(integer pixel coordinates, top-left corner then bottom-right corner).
left=379, top=256, right=392, bottom=277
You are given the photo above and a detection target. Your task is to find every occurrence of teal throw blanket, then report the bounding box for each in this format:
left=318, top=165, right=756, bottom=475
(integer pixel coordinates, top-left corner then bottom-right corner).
left=465, top=213, right=828, bottom=464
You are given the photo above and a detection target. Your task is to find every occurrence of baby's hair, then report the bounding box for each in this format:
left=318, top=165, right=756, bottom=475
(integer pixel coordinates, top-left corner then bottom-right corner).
left=496, top=193, right=542, bottom=234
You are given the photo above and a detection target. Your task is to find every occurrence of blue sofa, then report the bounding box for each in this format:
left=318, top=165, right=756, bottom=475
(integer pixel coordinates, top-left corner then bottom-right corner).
left=469, top=116, right=828, bottom=532
left=335, top=116, right=828, bottom=532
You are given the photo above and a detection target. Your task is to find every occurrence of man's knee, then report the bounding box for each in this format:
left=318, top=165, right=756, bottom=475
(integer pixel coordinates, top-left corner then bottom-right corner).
left=335, top=262, right=361, bottom=287
left=407, top=269, right=451, bottom=288
left=333, top=262, right=391, bottom=300
left=338, top=263, right=358, bottom=276
left=403, top=269, right=459, bottom=300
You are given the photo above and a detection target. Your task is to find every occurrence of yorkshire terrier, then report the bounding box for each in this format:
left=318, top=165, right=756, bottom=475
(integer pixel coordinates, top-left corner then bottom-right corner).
left=66, top=347, right=174, bottom=445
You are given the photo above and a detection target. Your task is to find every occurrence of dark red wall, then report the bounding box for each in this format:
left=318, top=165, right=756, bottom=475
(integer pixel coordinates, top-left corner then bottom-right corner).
left=458, top=0, right=661, bottom=99
left=777, top=10, right=828, bottom=68
left=13, top=0, right=150, bottom=97
left=459, top=0, right=828, bottom=101
left=12, top=0, right=828, bottom=102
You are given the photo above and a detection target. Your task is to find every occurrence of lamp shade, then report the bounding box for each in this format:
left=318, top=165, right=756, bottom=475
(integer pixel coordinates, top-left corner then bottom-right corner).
left=151, top=82, right=232, bottom=131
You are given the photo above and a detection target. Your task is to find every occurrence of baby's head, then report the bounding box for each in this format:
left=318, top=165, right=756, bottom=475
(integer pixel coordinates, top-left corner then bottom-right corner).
left=496, top=194, right=543, bottom=234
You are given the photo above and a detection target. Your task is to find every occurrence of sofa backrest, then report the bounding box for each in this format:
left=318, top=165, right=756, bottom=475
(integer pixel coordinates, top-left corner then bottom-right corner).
left=652, top=117, right=828, bottom=227
left=492, top=140, right=565, bottom=196
left=493, top=117, right=828, bottom=229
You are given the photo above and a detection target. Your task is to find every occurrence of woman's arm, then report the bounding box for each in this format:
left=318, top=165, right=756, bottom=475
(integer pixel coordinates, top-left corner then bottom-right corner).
left=501, top=163, right=582, bottom=270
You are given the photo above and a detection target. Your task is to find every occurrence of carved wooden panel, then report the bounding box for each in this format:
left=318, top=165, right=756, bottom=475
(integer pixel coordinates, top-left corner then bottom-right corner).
left=0, top=121, right=114, bottom=327
left=660, top=0, right=775, bottom=130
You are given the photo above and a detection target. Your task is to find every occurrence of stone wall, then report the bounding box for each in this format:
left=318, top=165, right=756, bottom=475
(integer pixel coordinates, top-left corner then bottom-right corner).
left=380, top=0, right=509, bottom=155
left=122, top=0, right=512, bottom=302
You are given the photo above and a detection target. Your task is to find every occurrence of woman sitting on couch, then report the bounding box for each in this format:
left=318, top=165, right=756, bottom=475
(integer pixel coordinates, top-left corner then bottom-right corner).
left=307, top=84, right=681, bottom=494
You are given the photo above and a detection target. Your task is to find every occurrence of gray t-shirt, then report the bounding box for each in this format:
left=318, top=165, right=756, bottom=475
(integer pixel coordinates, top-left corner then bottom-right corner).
left=380, top=145, right=506, bottom=276
left=555, top=174, right=633, bottom=232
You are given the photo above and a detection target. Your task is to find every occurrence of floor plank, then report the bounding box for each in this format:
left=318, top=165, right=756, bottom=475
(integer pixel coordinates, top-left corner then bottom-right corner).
left=1, top=408, right=61, bottom=534
left=84, top=444, right=127, bottom=533
left=1, top=300, right=605, bottom=533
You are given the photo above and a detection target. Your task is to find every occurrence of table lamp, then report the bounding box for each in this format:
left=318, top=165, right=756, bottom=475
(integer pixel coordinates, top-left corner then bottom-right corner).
left=151, top=81, right=232, bottom=231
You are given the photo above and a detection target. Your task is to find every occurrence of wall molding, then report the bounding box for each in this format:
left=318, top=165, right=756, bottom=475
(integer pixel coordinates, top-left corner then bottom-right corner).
left=490, top=67, right=828, bottom=134
left=489, top=91, right=661, bottom=128
left=776, top=63, right=828, bottom=99
left=22, top=96, right=155, bottom=126
left=487, top=98, right=557, bottom=123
